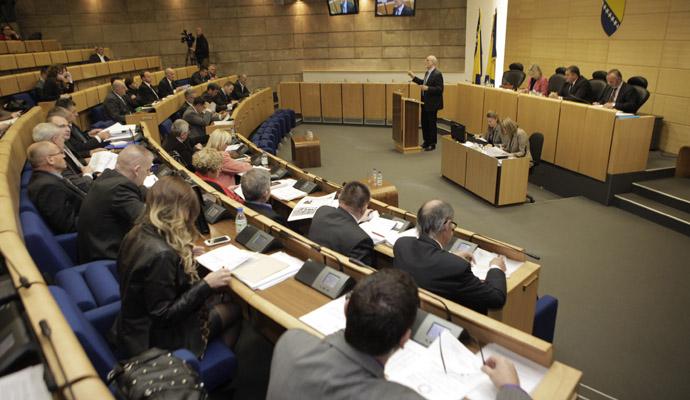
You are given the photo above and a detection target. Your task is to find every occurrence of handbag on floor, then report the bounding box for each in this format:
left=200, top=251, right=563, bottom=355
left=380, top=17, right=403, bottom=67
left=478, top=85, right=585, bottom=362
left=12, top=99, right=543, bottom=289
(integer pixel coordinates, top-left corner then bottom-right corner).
left=107, top=347, right=207, bottom=400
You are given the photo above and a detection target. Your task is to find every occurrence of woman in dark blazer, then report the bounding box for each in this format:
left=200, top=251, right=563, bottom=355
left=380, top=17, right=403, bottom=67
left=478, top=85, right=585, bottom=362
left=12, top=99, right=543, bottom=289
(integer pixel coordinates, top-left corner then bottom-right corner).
left=115, top=176, right=241, bottom=358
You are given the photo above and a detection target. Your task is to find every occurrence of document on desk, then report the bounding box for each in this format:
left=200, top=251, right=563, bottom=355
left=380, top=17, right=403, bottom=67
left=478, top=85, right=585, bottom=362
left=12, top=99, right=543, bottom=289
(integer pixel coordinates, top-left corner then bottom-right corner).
left=385, top=330, right=484, bottom=400
left=232, top=254, right=290, bottom=290
left=470, top=248, right=523, bottom=280
left=196, top=244, right=253, bottom=272
left=0, top=364, right=52, bottom=400
left=103, top=122, right=137, bottom=139
left=205, top=102, right=217, bottom=113
left=360, top=213, right=404, bottom=245
left=288, top=192, right=339, bottom=222
left=88, top=151, right=118, bottom=173
left=271, top=179, right=308, bottom=201
left=299, top=295, right=347, bottom=336
left=466, top=343, right=547, bottom=399
left=254, top=252, right=304, bottom=290
left=383, top=227, right=419, bottom=247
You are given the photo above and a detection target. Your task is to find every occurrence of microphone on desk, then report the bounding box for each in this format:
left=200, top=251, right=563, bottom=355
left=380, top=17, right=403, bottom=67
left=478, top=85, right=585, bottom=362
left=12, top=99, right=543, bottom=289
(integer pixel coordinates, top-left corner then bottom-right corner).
left=39, top=319, right=76, bottom=400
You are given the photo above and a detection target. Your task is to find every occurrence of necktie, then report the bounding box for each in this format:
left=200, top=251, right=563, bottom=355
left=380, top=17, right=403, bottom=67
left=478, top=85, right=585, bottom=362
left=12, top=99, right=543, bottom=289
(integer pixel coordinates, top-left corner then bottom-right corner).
left=149, top=84, right=159, bottom=100
left=608, top=86, right=619, bottom=103
left=64, top=147, right=84, bottom=169
left=62, top=175, right=87, bottom=197
left=423, top=70, right=430, bottom=85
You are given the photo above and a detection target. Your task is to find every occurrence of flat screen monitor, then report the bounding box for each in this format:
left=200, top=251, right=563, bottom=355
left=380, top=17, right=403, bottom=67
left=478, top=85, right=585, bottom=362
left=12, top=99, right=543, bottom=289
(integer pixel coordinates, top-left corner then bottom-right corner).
left=327, top=0, right=359, bottom=16
left=375, top=0, right=416, bottom=16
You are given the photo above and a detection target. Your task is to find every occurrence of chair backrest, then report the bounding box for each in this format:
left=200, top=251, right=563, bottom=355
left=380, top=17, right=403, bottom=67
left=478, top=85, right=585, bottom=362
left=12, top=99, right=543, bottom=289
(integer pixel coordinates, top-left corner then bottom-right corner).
left=12, top=92, right=36, bottom=109
left=502, top=70, right=526, bottom=90
left=547, top=74, right=566, bottom=94
left=89, top=105, right=108, bottom=123
left=592, top=70, right=607, bottom=81
left=630, top=85, right=650, bottom=113
left=554, top=67, right=566, bottom=75
left=533, top=295, right=558, bottom=343
left=159, top=118, right=173, bottom=142
left=20, top=211, right=74, bottom=279
left=49, top=286, right=118, bottom=380
left=675, top=146, right=690, bottom=178
left=628, top=76, right=648, bottom=89
left=529, top=132, right=544, bottom=166
left=589, top=79, right=609, bottom=103
left=508, top=62, right=524, bottom=72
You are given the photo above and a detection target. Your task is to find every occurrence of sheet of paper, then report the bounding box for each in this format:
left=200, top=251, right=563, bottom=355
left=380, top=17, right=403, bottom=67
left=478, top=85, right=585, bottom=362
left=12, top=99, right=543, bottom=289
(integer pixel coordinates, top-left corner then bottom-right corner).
left=103, top=123, right=137, bottom=139
left=383, top=227, right=419, bottom=247
left=205, top=101, right=217, bottom=113
left=87, top=151, right=118, bottom=173
left=271, top=185, right=308, bottom=201
left=232, top=254, right=290, bottom=290
left=470, top=248, right=523, bottom=280
left=0, top=364, right=52, bottom=400
left=195, top=244, right=252, bottom=272
left=466, top=343, right=548, bottom=399
left=288, top=192, right=338, bottom=222
left=226, top=144, right=243, bottom=152
left=143, top=174, right=158, bottom=188
left=483, top=146, right=510, bottom=158
left=360, top=215, right=402, bottom=245
left=299, top=295, right=347, bottom=336
left=255, top=252, right=304, bottom=290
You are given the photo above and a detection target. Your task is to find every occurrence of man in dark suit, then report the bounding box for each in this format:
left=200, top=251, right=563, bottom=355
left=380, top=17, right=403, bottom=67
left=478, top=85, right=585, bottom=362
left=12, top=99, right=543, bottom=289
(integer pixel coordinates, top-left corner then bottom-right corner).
left=392, top=0, right=413, bottom=16
left=190, top=66, right=210, bottom=86
left=182, top=97, right=222, bottom=145
left=240, top=168, right=289, bottom=226
left=393, top=200, right=507, bottom=314
left=33, top=120, right=94, bottom=193
left=408, top=55, right=443, bottom=151
left=177, top=88, right=196, bottom=118
left=49, top=104, right=110, bottom=158
left=163, top=119, right=200, bottom=171
left=103, top=80, right=133, bottom=124
left=88, top=46, right=109, bottom=63
left=193, top=27, right=209, bottom=67
left=77, top=144, right=153, bottom=262
left=201, top=83, right=221, bottom=110
left=556, top=65, right=592, bottom=103
left=157, top=68, right=179, bottom=98
left=137, top=71, right=160, bottom=106
left=214, top=81, right=236, bottom=112
left=598, top=69, right=640, bottom=113
left=308, top=181, right=375, bottom=266
left=26, top=141, right=85, bottom=234
left=231, top=74, right=250, bottom=101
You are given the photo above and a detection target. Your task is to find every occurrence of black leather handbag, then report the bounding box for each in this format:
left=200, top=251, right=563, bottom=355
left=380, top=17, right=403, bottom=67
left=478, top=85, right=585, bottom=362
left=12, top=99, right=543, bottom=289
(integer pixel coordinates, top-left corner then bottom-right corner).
left=107, top=348, right=207, bottom=400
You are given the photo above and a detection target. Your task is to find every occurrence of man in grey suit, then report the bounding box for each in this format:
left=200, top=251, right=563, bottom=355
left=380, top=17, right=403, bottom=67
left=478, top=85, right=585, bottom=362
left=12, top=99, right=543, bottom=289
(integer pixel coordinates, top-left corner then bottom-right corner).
left=103, top=80, right=133, bottom=124
left=182, top=97, right=222, bottom=145
left=267, top=268, right=532, bottom=400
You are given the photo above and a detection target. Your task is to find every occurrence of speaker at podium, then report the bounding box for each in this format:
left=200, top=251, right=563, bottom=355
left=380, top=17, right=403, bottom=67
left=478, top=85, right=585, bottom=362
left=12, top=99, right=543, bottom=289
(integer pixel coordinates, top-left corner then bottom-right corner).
left=391, top=91, right=423, bottom=153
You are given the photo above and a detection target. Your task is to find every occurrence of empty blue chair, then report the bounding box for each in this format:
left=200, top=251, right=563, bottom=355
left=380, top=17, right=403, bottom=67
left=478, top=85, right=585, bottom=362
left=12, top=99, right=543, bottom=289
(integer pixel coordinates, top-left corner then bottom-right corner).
left=12, top=92, right=36, bottom=109
left=20, top=164, right=32, bottom=188
left=89, top=105, right=109, bottom=123
left=533, top=295, right=558, bottom=343
left=19, top=188, right=38, bottom=214
left=159, top=118, right=173, bottom=143
left=175, top=78, right=191, bottom=87
left=19, top=200, right=79, bottom=262
left=55, top=262, right=120, bottom=312
left=20, top=211, right=114, bottom=280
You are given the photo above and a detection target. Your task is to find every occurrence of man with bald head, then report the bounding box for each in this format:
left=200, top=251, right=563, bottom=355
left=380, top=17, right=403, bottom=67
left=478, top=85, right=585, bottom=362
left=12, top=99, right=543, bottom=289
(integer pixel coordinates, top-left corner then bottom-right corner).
left=32, top=121, right=93, bottom=192
left=137, top=71, right=160, bottom=105
left=158, top=68, right=179, bottom=98
left=408, top=55, right=444, bottom=151
left=104, top=79, right=134, bottom=123
left=27, top=141, right=85, bottom=234
left=77, top=144, right=154, bottom=262
left=393, top=200, right=507, bottom=314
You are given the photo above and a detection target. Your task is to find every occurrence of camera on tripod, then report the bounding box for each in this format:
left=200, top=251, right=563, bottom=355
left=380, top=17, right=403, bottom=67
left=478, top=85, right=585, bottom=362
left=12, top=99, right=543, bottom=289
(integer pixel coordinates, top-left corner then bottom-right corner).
left=180, top=30, right=194, bottom=48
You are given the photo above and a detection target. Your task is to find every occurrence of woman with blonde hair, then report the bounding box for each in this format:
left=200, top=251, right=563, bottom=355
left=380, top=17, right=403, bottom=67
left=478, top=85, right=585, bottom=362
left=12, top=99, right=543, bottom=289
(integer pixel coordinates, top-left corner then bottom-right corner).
left=520, top=64, right=548, bottom=96
left=115, top=175, right=241, bottom=358
left=500, top=118, right=531, bottom=161
left=205, top=129, right=252, bottom=188
left=193, top=147, right=245, bottom=203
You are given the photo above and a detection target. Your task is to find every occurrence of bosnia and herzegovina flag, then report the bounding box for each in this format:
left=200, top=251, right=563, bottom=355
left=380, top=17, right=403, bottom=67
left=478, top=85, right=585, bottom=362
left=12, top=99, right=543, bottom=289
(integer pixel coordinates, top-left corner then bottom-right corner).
left=472, top=9, right=483, bottom=84
left=485, top=10, right=497, bottom=85
left=601, top=0, right=625, bottom=36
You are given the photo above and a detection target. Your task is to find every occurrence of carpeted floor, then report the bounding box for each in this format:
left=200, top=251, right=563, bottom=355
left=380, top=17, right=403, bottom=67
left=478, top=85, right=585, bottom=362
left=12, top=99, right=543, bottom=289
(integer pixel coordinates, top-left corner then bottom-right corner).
left=261, top=123, right=690, bottom=400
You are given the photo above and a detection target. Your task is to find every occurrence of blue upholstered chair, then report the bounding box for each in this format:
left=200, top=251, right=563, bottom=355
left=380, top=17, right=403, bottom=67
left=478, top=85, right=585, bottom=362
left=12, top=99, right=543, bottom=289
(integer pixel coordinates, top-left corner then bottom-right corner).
left=533, top=295, right=558, bottom=343
left=159, top=118, right=173, bottom=143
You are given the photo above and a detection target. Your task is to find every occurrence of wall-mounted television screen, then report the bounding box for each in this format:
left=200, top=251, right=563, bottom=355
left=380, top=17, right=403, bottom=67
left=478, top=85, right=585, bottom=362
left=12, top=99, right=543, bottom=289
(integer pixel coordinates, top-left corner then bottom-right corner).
left=375, top=0, right=416, bottom=16
left=327, top=0, right=360, bottom=16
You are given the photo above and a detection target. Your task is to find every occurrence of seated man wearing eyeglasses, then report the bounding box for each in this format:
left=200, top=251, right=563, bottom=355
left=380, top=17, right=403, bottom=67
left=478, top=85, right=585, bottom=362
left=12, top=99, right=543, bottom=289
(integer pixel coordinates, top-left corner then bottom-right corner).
left=393, top=199, right=507, bottom=314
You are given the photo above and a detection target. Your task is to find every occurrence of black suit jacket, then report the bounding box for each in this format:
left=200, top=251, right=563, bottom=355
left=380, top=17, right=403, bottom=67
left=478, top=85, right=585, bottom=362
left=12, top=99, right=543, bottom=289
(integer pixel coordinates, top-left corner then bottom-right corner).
left=194, top=34, right=209, bottom=61
left=68, top=124, right=108, bottom=158
left=393, top=234, right=507, bottom=314
left=28, top=170, right=84, bottom=234
left=103, top=91, right=133, bottom=124
left=558, top=76, right=592, bottom=102
left=190, top=71, right=209, bottom=86
left=412, top=69, right=444, bottom=111
left=158, top=77, right=177, bottom=98
left=62, top=145, right=93, bottom=193
left=231, top=81, right=250, bottom=101
left=163, top=137, right=195, bottom=171
left=77, top=168, right=146, bottom=262
left=137, top=82, right=160, bottom=106
left=598, top=82, right=640, bottom=113
left=88, top=53, right=109, bottom=63
left=246, top=201, right=288, bottom=226
left=308, top=206, right=374, bottom=266
left=213, top=89, right=233, bottom=111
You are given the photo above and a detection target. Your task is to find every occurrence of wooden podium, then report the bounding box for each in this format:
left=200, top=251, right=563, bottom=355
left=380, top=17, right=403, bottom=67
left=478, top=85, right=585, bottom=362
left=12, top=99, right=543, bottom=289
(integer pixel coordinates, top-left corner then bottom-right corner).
left=392, top=91, right=422, bottom=154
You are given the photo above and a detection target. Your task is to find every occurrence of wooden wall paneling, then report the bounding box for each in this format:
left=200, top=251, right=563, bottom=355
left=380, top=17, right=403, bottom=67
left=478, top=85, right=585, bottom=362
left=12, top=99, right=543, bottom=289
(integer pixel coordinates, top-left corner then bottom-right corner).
left=341, top=83, right=363, bottom=124
left=299, top=82, right=322, bottom=123
left=516, top=94, right=562, bottom=163
left=386, top=83, right=409, bottom=125
left=278, top=82, right=301, bottom=114
left=457, top=82, right=485, bottom=135
left=438, top=83, right=458, bottom=122
left=320, top=83, right=342, bottom=124
left=554, top=102, right=588, bottom=172
left=363, top=83, right=386, bottom=125
left=578, top=107, right=616, bottom=181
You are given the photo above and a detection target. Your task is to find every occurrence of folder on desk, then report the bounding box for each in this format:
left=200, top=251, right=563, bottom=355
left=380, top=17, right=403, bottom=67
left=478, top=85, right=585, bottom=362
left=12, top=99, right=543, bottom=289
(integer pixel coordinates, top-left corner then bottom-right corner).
left=232, top=254, right=289, bottom=290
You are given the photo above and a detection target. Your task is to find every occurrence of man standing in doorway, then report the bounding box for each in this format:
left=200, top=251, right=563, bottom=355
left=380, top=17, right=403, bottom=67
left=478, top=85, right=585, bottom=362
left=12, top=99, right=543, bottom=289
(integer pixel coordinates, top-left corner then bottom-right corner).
left=408, top=55, right=443, bottom=151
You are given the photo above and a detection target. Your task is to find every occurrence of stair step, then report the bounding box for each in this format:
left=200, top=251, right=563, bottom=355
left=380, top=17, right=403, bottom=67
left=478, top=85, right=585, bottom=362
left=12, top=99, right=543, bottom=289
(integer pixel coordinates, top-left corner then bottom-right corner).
left=632, top=177, right=690, bottom=213
left=615, top=192, right=690, bottom=236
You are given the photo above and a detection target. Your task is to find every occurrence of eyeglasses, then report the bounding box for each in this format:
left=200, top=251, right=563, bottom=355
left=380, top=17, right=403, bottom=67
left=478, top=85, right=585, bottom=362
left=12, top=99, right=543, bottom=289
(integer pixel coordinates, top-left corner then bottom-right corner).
left=447, top=220, right=457, bottom=230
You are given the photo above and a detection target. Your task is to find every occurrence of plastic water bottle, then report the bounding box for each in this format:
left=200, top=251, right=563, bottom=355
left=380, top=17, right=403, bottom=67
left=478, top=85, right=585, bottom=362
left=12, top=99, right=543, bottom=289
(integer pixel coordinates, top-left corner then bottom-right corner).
left=235, top=207, right=247, bottom=234
left=306, top=130, right=314, bottom=140
left=261, top=152, right=268, bottom=168
left=370, top=168, right=377, bottom=185
left=375, top=170, right=383, bottom=187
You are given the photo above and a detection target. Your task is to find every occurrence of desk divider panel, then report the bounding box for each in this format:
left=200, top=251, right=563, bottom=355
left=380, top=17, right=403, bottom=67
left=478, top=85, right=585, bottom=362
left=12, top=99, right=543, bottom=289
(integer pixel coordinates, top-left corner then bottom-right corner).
left=341, top=82, right=363, bottom=124
left=15, top=71, right=38, bottom=92
left=24, top=40, right=43, bottom=52
left=438, top=83, right=458, bottom=121
left=108, top=60, right=124, bottom=74
left=0, top=75, right=19, bottom=96
left=319, top=83, right=342, bottom=123
left=278, top=82, right=301, bottom=113
left=42, top=40, right=60, bottom=51
left=95, top=62, right=110, bottom=76
left=0, top=54, right=17, bottom=70
left=608, top=116, right=655, bottom=174
left=32, top=51, right=51, bottom=66
left=363, top=83, right=385, bottom=125
left=49, top=51, right=68, bottom=64
left=0, top=41, right=8, bottom=54
left=482, top=87, right=518, bottom=134
left=555, top=102, right=588, bottom=172
left=517, top=94, right=562, bottom=163
left=299, top=82, right=322, bottom=123
left=14, top=53, right=35, bottom=69
left=80, top=63, right=97, bottom=79
left=579, top=107, right=616, bottom=181
left=65, top=49, right=83, bottom=63
left=457, top=82, right=485, bottom=135
left=5, top=41, right=25, bottom=54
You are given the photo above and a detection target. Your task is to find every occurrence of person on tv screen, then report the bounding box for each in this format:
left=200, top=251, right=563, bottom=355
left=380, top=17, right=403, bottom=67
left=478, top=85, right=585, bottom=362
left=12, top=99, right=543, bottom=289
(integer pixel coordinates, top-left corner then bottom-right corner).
left=392, top=0, right=413, bottom=16
left=338, top=0, right=357, bottom=14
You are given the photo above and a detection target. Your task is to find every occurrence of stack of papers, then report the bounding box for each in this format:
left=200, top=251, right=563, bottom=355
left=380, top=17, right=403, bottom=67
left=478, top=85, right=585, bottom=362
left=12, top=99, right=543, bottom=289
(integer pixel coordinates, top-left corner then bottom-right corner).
left=205, top=102, right=217, bottom=113
left=381, top=227, right=418, bottom=247
left=103, top=122, right=137, bottom=140
left=232, top=254, right=289, bottom=290
left=254, top=252, right=304, bottom=290
left=299, top=294, right=348, bottom=336
left=470, top=248, right=523, bottom=280
left=196, top=244, right=253, bottom=272
left=270, top=179, right=309, bottom=201
left=287, top=192, right=339, bottom=222
left=87, top=151, right=118, bottom=173
left=482, top=146, right=510, bottom=158
left=360, top=211, right=408, bottom=245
